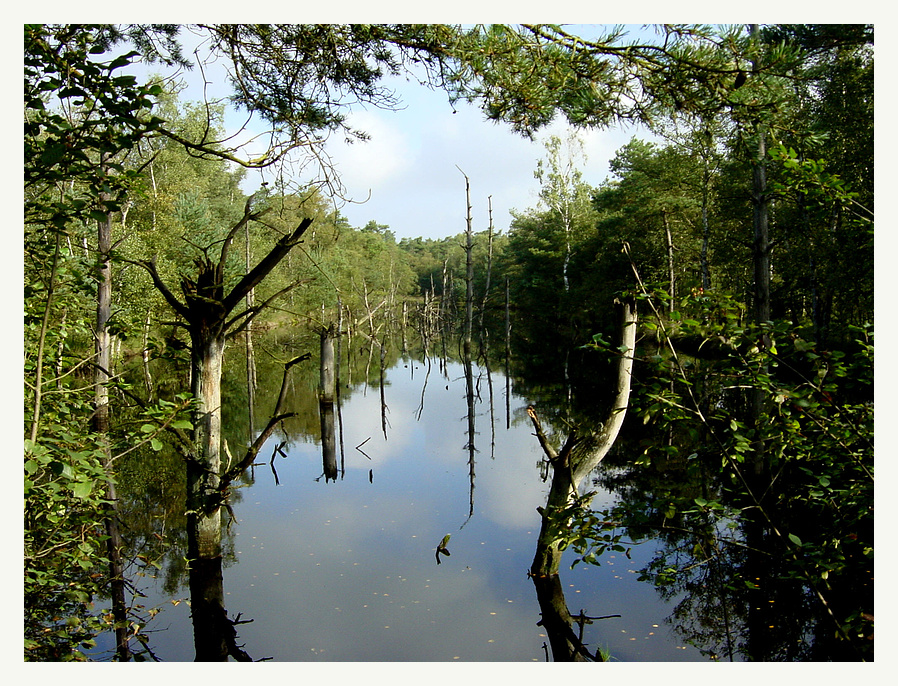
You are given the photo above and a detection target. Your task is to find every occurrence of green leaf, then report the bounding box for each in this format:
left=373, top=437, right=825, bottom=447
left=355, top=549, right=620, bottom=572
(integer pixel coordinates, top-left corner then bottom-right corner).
left=788, top=533, right=803, bottom=547
left=72, top=480, right=94, bottom=499
left=50, top=461, right=74, bottom=479
left=150, top=438, right=163, bottom=451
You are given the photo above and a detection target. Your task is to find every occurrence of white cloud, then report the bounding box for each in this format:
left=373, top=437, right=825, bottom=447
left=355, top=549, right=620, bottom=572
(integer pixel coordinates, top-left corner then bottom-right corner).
left=327, top=110, right=414, bottom=202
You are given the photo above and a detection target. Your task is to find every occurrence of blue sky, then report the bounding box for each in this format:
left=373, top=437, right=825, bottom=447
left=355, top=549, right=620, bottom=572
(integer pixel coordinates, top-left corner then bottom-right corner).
left=161, top=24, right=661, bottom=241
left=320, top=70, right=655, bottom=241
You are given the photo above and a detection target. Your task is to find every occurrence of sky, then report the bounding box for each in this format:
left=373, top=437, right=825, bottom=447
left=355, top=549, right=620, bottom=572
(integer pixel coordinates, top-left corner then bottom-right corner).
left=317, top=71, right=655, bottom=241
left=160, top=24, right=661, bottom=242
left=14, top=14, right=895, bottom=677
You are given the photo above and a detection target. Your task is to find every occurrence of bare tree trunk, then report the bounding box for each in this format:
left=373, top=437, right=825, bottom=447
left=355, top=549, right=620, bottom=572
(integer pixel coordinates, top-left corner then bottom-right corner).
left=320, top=325, right=338, bottom=480
left=458, top=169, right=475, bottom=365
left=336, top=298, right=346, bottom=476
left=530, top=298, right=637, bottom=577
left=479, top=196, right=494, bottom=337
left=187, top=331, right=225, bottom=562
left=663, top=212, right=676, bottom=315
left=142, top=309, right=154, bottom=399
left=320, top=326, right=336, bottom=405
left=30, top=234, right=60, bottom=442
left=244, top=221, right=256, bottom=438
left=55, top=308, right=67, bottom=391
left=133, top=205, right=313, bottom=660
left=701, top=156, right=712, bottom=291
left=148, top=157, right=158, bottom=231
left=401, top=299, right=408, bottom=354
left=749, top=23, right=771, bottom=479
left=95, top=190, right=131, bottom=661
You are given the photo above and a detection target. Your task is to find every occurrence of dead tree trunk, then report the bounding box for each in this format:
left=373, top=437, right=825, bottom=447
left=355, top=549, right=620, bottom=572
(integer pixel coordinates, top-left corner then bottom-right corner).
left=663, top=212, right=675, bottom=315
left=186, top=329, right=225, bottom=560
left=320, top=325, right=336, bottom=405
left=527, top=299, right=634, bottom=662
left=94, top=188, right=131, bottom=662
left=749, top=23, right=772, bottom=480
left=244, top=220, right=257, bottom=438
left=134, top=205, right=313, bottom=659
left=320, top=325, right=338, bottom=481
left=529, top=298, right=637, bottom=577
left=336, top=298, right=346, bottom=476
left=479, top=196, right=494, bottom=345
left=458, top=167, right=475, bottom=365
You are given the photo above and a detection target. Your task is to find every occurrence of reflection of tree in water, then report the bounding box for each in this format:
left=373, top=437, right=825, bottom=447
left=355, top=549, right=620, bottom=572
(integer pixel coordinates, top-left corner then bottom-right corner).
left=524, top=299, right=637, bottom=661
left=510, top=300, right=869, bottom=662
left=115, top=441, right=246, bottom=598
left=114, top=326, right=440, bottom=659
left=593, top=445, right=872, bottom=661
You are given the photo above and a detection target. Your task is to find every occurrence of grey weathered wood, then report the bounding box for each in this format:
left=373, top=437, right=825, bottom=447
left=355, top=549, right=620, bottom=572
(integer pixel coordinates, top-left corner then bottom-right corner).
left=530, top=298, right=638, bottom=577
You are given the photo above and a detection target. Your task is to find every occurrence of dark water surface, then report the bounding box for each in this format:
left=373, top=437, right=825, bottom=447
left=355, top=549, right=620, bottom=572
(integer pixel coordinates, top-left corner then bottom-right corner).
left=110, top=355, right=705, bottom=662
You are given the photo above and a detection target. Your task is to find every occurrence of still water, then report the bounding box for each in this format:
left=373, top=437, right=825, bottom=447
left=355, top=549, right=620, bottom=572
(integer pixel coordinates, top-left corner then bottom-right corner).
left=107, top=354, right=706, bottom=662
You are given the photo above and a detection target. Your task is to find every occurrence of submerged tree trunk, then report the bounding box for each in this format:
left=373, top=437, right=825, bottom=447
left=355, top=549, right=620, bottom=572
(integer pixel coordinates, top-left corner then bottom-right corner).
left=529, top=298, right=637, bottom=577
left=134, top=207, right=313, bottom=660
left=320, top=326, right=338, bottom=481
left=94, top=187, right=131, bottom=661
left=187, top=331, right=225, bottom=561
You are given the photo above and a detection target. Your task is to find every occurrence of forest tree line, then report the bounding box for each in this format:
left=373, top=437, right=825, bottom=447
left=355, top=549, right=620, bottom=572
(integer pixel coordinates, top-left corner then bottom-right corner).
left=25, top=24, right=872, bottom=660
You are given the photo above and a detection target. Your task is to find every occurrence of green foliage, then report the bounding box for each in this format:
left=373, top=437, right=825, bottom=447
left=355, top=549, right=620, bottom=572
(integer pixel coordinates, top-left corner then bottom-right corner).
left=25, top=24, right=164, bottom=228
left=23, top=372, right=195, bottom=660
left=22, top=23, right=873, bottom=661
left=448, top=25, right=800, bottom=136
left=24, top=428, right=113, bottom=660
left=570, top=286, right=873, bottom=659
left=23, top=26, right=200, bottom=659
left=543, top=493, right=630, bottom=568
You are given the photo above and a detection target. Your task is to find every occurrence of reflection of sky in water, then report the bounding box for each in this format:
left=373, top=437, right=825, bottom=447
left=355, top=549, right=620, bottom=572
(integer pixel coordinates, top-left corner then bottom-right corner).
left=126, top=358, right=705, bottom=661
